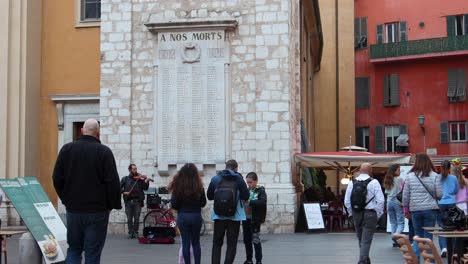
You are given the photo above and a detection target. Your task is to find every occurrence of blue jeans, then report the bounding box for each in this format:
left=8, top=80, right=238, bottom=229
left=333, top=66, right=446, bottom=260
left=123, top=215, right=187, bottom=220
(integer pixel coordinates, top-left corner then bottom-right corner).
left=66, top=211, right=109, bottom=264
left=437, top=203, right=455, bottom=250
left=177, top=212, right=202, bottom=264
left=411, top=209, right=437, bottom=258
left=387, top=199, right=405, bottom=235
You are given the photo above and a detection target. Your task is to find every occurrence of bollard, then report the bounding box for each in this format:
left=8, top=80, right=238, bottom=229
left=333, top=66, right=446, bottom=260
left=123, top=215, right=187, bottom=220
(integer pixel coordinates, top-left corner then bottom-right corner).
left=18, top=232, right=42, bottom=264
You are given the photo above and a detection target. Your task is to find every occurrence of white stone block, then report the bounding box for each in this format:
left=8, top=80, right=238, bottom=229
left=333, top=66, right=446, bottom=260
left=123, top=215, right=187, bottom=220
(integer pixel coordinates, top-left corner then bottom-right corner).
left=272, top=46, right=288, bottom=58
left=270, top=122, right=289, bottom=131
left=191, top=10, right=197, bottom=18
left=263, top=112, right=278, bottom=121
left=118, top=125, right=130, bottom=134
left=119, top=109, right=130, bottom=117
left=137, top=51, right=151, bottom=60
left=119, top=3, right=131, bottom=12
left=116, top=21, right=131, bottom=32
left=256, top=36, right=265, bottom=45
left=255, top=46, right=269, bottom=59
left=269, top=102, right=288, bottom=112
left=238, top=25, right=250, bottom=35
left=246, top=113, right=256, bottom=122
left=256, top=151, right=269, bottom=162
left=269, top=151, right=280, bottom=162
left=256, top=122, right=269, bottom=131
left=266, top=59, right=279, bottom=69
left=256, top=140, right=272, bottom=150
left=120, top=134, right=131, bottom=143
left=256, top=102, right=268, bottom=111
left=264, top=35, right=279, bottom=46
left=198, top=9, right=208, bottom=18
left=109, top=13, right=122, bottom=20
left=109, top=99, right=122, bottom=108
left=109, top=33, right=124, bottom=42
left=278, top=162, right=291, bottom=173
left=263, top=12, right=277, bottom=22
left=261, top=25, right=272, bottom=34
left=272, top=23, right=288, bottom=34
left=256, top=131, right=266, bottom=140
left=243, top=37, right=255, bottom=46
left=101, top=43, right=114, bottom=51
left=277, top=12, right=288, bottom=21
left=256, top=0, right=266, bottom=5
left=234, top=46, right=247, bottom=54
left=261, top=162, right=277, bottom=173
left=234, top=103, right=248, bottom=113
left=108, top=135, right=119, bottom=143
left=164, top=10, right=176, bottom=19
left=101, top=22, right=113, bottom=33
left=233, top=12, right=241, bottom=17
left=241, top=140, right=256, bottom=150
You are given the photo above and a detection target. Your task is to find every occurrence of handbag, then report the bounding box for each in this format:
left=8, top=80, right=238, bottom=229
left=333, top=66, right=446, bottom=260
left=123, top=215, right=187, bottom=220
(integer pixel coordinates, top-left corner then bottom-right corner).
left=396, top=191, right=403, bottom=203
left=441, top=206, right=466, bottom=230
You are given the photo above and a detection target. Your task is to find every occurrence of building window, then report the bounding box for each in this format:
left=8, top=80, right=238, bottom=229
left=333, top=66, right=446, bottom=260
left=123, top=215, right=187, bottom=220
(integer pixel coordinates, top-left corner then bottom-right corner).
left=81, top=0, right=101, bottom=21
left=383, top=74, right=400, bottom=106
left=447, top=15, right=468, bottom=37
left=356, top=127, right=369, bottom=150
left=385, top=126, right=400, bottom=153
left=455, top=15, right=466, bottom=36
left=450, top=122, right=467, bottom=142
left=386, top=23, right=399, bottom=43
left=355, top=77, right=370, bottom=108
left=448, top=69, right=466, bottom=102
left=355, top=17, right=368, bottom=49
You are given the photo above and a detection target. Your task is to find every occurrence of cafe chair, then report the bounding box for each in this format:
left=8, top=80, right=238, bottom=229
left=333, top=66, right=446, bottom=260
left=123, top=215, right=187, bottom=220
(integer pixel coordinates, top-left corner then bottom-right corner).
left=393, top=233, right=419, bottom=264
left=327, top=200, right=344, bottom=232
left=413, top=236, right=443, bottom=264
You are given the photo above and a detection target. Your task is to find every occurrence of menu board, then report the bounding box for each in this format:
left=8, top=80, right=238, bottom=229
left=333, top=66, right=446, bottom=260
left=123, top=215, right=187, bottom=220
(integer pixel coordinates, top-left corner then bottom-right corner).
left=303, top=203, right=325, bottom=230
left=0, top=177, right=66, bottom=263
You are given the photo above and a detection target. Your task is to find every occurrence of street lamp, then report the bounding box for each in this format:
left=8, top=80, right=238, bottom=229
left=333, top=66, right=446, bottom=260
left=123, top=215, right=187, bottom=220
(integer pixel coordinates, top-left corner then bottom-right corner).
left=418, top=114, right=425, bottom=135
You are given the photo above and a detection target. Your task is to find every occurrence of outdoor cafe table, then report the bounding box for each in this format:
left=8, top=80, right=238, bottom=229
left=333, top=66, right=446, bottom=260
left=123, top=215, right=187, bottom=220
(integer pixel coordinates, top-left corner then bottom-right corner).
left=430, top=230, right=468, bottom=263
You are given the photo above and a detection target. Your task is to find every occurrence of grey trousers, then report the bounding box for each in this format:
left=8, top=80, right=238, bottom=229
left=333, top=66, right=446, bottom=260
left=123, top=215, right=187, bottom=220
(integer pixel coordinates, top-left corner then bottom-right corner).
left=125, top=200, right=142, bottom=235
left=352, top=210, right=378, bottom=264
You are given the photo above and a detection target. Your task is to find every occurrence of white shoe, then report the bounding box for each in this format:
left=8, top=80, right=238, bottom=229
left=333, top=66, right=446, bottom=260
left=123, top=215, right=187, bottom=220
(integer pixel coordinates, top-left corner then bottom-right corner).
left=441, top=248, right=447, bottom=258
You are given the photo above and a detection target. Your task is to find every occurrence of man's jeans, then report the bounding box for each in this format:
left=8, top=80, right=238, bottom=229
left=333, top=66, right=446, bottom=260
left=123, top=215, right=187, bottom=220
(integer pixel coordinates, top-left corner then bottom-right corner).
left=66, top=211, right=109, bottom=264
left=387, top=199, right=405, bottom=235
left=125, top=200, right=142, bottom=235
left=212, top=220, right=241, bottom=264
left=242, top=219, right=262, bottom=262
left=411, top=209, right=437, bottom=258
left=353, top=210, right=378, bottom=264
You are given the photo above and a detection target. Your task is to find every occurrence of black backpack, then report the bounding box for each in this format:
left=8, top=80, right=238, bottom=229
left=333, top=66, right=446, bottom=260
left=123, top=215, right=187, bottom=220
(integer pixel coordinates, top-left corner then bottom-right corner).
left=214, top=176, right=238, bottom=217
left=350, top=178, right=374, bottom=211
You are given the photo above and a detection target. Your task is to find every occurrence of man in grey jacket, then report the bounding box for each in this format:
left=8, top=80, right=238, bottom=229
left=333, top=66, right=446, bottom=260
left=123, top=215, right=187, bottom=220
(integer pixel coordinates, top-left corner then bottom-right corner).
left=345, top=163, right=385, bottom=264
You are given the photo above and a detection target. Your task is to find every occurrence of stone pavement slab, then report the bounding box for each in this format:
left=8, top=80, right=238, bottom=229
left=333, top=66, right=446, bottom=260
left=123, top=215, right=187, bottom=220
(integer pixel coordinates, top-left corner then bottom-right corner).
left=3, top=232, right=448, bottom=264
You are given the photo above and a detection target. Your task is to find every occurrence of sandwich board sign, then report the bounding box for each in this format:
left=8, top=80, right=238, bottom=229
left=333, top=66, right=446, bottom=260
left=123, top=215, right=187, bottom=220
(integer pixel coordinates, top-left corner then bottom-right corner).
left=0, top=177, right=67, bottom=263
left=303, top=203, right=325, bottom=230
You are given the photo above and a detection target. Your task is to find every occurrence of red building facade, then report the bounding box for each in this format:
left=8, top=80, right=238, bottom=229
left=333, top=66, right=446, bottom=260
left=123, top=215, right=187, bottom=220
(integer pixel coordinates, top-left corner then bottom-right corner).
left=354, top=0, right=468, bottom=156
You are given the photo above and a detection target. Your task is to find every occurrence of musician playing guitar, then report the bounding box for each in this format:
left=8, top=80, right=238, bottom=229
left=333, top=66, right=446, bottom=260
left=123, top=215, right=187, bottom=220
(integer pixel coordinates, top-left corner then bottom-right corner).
left=120, top=164, right=152, bottom=238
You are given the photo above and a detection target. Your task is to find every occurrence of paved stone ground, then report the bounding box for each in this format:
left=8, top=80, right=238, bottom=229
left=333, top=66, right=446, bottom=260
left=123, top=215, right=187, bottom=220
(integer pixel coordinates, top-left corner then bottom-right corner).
left=4, top=232, right=448, bottom=264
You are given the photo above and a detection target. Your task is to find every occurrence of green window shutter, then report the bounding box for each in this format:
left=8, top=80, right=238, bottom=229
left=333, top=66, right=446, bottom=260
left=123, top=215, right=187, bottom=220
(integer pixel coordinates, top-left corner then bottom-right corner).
left=390, top=74, right=400, bottom=105
left=464, top=15, right=468, bottom=35
left=363, top=77, right=370, bottom=107
left=377, top=24, right=384, bottom=44
left=448, top=69, right=458, bottom=97
left=383, top=74, right=390, bottom=106
left=374, top=125, right=384, bottom=153
left=399, top=21, right=407, bottom=41
left=447, top=16, right=456, bottom=37
left=355, top=78, right=361, bottom=107
left=399, top=124, right=408, bottom=134
left=356, top=127, right=363, bottom=147
left=456, top=69, right=466, bottom=97
left=361, top=18, right=368, bottom=47
left=355, top=18, right=360, bottom=48
left=356, top=77, right=370, bottom=108
left=440, top=122, right=449, bottom=143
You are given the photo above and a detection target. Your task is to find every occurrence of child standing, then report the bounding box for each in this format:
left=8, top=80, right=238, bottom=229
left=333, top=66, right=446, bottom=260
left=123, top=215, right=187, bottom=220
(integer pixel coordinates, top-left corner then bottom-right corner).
left=242, top=172, right=267, bottom=264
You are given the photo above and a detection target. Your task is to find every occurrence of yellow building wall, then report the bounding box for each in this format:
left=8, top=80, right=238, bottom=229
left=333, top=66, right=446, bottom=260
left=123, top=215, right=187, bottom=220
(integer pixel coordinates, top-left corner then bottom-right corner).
left=314, top=0, right=355, bottom=192
left=40, top=0, right=100, bottom=204
left=313, top=0, right=355, bottom=152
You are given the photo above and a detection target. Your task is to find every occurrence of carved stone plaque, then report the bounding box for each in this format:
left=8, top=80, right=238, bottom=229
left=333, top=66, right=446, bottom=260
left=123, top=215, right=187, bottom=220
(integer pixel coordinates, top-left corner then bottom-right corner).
left=155, top=30, right=228, bottom=169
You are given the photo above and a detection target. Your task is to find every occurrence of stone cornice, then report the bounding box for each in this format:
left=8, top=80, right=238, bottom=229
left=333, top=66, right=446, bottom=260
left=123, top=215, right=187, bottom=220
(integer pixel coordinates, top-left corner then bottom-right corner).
left=144, top=17, right=238, bottom=32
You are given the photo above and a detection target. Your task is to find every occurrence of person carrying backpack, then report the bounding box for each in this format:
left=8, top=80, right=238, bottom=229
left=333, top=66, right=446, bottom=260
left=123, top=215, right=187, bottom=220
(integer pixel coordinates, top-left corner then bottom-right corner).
left=344, top=163, right=385, bottom=264
left=207, top=159, right=250, bottom=264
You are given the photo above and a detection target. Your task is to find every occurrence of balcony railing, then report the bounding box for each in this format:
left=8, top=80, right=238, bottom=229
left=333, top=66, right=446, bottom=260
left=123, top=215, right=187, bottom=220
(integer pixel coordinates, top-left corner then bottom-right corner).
left=370, top=35, right=468, bottom=60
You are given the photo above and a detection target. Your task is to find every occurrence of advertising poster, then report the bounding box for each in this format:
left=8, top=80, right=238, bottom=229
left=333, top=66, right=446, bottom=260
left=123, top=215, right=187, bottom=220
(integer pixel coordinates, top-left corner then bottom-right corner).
left=303, top=203, right=325, bottom=230
left=0, top=177, right=67, bottom=263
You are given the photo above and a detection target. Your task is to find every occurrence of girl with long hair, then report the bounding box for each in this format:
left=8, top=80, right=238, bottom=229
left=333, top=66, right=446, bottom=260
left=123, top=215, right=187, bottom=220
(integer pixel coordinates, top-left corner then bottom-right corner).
left=383, top=164, right=404, bottom=247
left=169, top=163, right=207, bottom=264
left=402, top=153, right=442, bottom=259
left=436, top=160, right=459, bottom=256
left=453, top=163, right=468, bottom=215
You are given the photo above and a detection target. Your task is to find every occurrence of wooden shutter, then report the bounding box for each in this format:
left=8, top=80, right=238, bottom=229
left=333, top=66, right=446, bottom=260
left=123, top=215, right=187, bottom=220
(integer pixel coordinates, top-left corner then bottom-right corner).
left=399, top=21, right=407, bottom=41
left=374, top=125, right=384, bottom=153
left=456, top=69, right=466, bottom=97
left=440, top=122, right=449, bottom=143
left=447, top=16, right=456, bottom=37
left=377, top=24, right=384, bottom=44
left=354, top=18, right=360, bottom=48
left=361, top=18, right=368, bottom=47
left=383, top=74, right=390, bottom=106
left=390, top=74, right=400, bottom=105
left=399, top=124, right=408, bottom=134
left=355, top=78, right=370, bottom=108
left=465, top=15, right=468, bottom=35
left=448, top=69, right=458, bottom=97
left=356, top=127, right=363, bottom=147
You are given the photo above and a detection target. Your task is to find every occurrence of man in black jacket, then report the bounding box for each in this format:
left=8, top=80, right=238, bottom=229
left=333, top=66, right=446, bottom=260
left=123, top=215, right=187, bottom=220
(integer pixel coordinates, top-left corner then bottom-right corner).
left=120, top=164, right=149, bottom=238
left=52, top=119, right=121, bottom=264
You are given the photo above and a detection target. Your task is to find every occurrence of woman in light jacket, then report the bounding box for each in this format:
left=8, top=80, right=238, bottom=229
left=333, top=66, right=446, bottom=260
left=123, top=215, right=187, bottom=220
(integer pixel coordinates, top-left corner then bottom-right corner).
left=402, top=153, right=442, bottom=259
left=383, top=164, right=405, bottom=247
